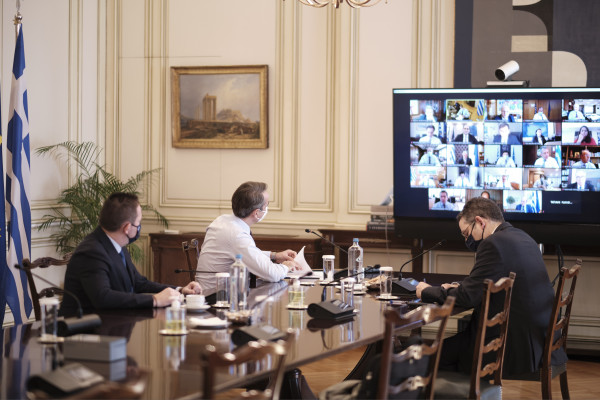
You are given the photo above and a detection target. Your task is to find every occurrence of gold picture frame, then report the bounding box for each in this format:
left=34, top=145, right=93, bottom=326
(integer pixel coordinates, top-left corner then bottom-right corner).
left=171, top=65, right=268, bottom=149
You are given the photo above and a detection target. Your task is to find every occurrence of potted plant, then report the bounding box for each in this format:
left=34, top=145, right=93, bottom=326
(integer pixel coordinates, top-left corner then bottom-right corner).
left=36, top=141, right=168, bottom=263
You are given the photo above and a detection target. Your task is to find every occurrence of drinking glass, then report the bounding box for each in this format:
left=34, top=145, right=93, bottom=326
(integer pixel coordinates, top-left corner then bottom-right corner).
left=215, top=272, right=230, bottom=308
left=322, top=255, right=335, bottom=281
left=379, top=266, right=394, bottom=299
left=340, top=277, right=355, bottom=307
left=39, top=297, right=59, bottom=343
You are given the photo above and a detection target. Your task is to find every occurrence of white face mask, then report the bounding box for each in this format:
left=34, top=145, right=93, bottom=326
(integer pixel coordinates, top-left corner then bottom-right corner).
left=257, top=206, right=268, bottom=222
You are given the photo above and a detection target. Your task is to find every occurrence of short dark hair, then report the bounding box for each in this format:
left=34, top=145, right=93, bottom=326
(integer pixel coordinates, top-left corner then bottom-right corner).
left=232, top=181, right=267, bottom=218
left=499, top=122, right=509, bottom=130
left=457, top=197, right=504, bottom=225
left=99, top=192, right=140, bottom=231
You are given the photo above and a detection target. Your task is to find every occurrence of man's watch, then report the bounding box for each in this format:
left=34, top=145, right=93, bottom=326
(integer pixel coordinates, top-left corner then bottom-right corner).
left=270, top=251, right=277, bottom=262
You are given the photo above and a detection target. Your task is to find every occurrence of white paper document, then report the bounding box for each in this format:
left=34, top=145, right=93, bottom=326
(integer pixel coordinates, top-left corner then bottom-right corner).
left=286, top=246, right=314, bottom=279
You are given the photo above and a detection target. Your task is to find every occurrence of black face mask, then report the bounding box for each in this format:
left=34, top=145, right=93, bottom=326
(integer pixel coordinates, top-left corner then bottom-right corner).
left=129, top=224, right=141, bottom=244
left=465, top=223, right=485, bottom=252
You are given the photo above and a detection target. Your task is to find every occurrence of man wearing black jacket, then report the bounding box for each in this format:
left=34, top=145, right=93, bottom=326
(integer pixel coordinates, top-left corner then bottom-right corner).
left=416, top=197, right=567, bottom=377
left=62, top=193, right=201, bottom=315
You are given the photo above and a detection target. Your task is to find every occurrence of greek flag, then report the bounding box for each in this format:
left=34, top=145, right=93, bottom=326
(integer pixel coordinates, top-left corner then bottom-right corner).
left=476, top=100, right=486, bottom=119
left=5, top=25, right=32, bottom=324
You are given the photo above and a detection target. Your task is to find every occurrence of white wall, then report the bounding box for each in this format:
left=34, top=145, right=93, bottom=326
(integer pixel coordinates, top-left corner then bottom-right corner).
left=1, top=0, right=455, bottom=321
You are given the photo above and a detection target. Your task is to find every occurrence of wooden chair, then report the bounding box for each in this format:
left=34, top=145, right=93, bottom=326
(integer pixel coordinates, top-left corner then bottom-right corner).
left=434, top=272, right=515, bottom=400
left=378, top=296, right=455, bottom=400
left=22, top=254, right=73, bottom=321
left=540, top=260, right=581, bottom=399
left=202, top=329, right=294, bottom=400
left=182, top=238, right=200, bottom=281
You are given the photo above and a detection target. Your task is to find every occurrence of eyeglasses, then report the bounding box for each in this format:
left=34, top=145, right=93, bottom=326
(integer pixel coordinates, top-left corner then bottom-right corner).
left=461, top=221, right=475, bottom=240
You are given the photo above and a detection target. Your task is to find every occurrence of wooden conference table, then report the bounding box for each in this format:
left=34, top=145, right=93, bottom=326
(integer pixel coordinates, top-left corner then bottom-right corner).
left=1, top=273, right=465, bottom=399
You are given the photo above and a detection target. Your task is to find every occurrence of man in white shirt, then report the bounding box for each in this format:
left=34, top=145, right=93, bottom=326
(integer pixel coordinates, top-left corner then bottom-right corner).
left=572, top=149, right=597, bottom=169
left=196, top=181, right=299, bottom=295
left=419, top=147, right=441, bottom=166
left=432, top=190, right=454, bottom=210
left=532, top=107, right=549, bottom=121
left=568, top=107, right=585, bottom=121
left=418, top=125, right=442, bottom=145
left=454, top=170, right=471, bottom=187
left=496, top=151, right=516, bottom=168
left=534, top=146, right=559, bottom=168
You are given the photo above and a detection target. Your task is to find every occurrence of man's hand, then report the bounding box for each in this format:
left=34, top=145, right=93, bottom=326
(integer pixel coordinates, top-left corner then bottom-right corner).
left=274, top=250, right=297, bottom=263
left=181, top=281, right=202, bottom=295
left=153, top=287, right=181, bottom=307
left=282, top=260, right=300, bottom=271
left=441, top=282, right=460, bottom=290
left=416, top=281, right=431, bottom=299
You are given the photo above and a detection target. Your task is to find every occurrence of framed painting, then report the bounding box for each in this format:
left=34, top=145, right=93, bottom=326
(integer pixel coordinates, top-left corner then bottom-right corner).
left=171, top=65, right=268, bottom=149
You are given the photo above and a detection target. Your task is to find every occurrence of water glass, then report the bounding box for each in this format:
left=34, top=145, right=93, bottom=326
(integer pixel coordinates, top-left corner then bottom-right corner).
left=165, top=303, right=186, bottom=334
left=322, top=255, right=335, bottom=281
left=215, top=272, right=230, bottom=307
left=340, top=277, right=355, bottom=307
left=379, top=266, right=394, bottom=299
left=39, top=297, right=59, bottom=343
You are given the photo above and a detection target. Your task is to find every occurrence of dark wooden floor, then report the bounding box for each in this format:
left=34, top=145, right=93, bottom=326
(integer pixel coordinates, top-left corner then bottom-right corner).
left=301, top=346, right=600, bottom=399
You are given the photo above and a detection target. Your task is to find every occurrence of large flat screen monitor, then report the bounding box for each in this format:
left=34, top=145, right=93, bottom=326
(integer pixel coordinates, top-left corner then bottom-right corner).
left=393, top=88, right=600, bottom=245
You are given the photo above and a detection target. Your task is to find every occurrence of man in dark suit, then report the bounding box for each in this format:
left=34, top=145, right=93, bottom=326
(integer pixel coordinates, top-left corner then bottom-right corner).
left=415, top=197, right=567, bottom=377
left=452, top=123, right=479, bottom=144
left=62, top=193, right=201, bottom=315
left=456, top=150, right=473, bottom=165
left=493, top=122, right=522, bottom=144
left=567, top=171, right=595, bottom=191
left=494, top=104, right=516, bottom=122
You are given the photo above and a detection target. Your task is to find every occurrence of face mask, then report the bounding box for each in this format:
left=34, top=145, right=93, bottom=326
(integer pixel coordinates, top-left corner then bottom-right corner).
left=257, top=207, right=268, bottom=223
left=465, top=223, right=485, bottom=252
left=129, top=224, right=141, bottom=244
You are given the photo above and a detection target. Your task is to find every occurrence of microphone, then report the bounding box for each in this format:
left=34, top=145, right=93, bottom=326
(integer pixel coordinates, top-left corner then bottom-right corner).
left=329, top=265, right=379, bottom=285
left=174, top=269, right=214, bottom=274
left=398, top=239, right=446, bottom=279
left=391, top=240, right=446, bottom=296
left=16, top=263, right=101, bottom=336
left=305, top=229, right=348, bottom=254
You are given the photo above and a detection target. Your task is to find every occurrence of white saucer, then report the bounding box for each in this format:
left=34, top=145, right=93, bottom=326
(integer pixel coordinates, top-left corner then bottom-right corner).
left=287, top=304, right=309, bottom=310
left=212, top=303, right=230, bottom=309
left=375, top=295, right=399, bottom=301
left=185, top=304, right=210, bottom=312
left=159, top=329, right=188, bottom=336
left=188, top=316, right=229, bottom=329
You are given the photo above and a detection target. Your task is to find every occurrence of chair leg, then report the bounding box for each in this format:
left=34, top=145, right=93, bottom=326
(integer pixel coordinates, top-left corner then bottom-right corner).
left=559, top=371, right=570, bottom=400
left=540, top=368, right=552, bottom=400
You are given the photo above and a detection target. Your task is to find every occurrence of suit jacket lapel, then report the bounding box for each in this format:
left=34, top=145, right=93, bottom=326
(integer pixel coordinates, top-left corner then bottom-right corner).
left=95, top=227, right=134, bottom=292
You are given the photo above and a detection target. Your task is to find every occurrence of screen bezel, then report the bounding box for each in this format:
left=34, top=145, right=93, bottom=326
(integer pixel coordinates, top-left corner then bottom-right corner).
left=393, top=87, right=600, bottom=245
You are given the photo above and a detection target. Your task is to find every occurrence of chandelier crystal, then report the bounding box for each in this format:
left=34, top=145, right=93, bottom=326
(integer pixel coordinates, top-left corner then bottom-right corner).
left=294, top=0, right=383, bottom=9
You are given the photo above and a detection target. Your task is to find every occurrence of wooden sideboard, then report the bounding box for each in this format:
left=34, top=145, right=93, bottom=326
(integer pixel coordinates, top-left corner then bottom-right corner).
left=149, top=232, right=323, bottom=286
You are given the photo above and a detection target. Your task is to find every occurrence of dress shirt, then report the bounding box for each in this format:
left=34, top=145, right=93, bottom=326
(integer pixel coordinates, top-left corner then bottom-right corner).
left=418, top=136, right=442, bottom=145
left=496, top=156, right=516, bottom=168
left=419, top=153, right=441, bottom=166
left=454, top=176, right=471, bottom=187
left=534, top=157, right=559, bottom=168
left=572, top=161, right=597, bottom=169
left=432, top=201, right=454, bottom=210
left=196, top=214, right=288, bottom=295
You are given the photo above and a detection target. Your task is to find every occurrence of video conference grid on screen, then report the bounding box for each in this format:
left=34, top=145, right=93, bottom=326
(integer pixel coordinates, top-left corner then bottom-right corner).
left=406, top=95, right=600, bottom=215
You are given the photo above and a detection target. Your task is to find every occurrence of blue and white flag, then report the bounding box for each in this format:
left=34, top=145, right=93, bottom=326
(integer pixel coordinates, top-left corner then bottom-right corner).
left=5, top=25, right=32, bottom=324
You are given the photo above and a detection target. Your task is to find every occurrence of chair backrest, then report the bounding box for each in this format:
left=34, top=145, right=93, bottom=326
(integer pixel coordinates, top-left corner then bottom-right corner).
left=469, top=272, right=516, bottom=399
left=378, top=297, right=456, bottom=400
left=182, top=239, right=200, bottom=281
left=202, top=329, right=294, bottom=400
left=22, top=254, right=73, bottom=321
left=542, top=260, right=581, bottom=373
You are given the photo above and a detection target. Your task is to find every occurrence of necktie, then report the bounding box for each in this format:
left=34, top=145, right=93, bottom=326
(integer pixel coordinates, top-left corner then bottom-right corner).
left=428, top=155, right=432, bottom=164
left=543, top=160, right=546, bottom=167
left=120, top=250, right=134, bottom=292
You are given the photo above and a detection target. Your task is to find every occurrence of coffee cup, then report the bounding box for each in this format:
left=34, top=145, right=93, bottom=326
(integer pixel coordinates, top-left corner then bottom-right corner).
left=186, top=294, right=206, bottom=308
